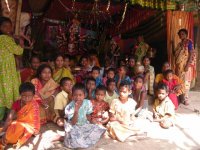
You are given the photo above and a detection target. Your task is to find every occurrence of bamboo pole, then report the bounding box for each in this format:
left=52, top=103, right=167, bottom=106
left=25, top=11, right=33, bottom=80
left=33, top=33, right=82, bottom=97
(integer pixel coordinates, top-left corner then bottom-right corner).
left=15, top=0, right=22, bottom=35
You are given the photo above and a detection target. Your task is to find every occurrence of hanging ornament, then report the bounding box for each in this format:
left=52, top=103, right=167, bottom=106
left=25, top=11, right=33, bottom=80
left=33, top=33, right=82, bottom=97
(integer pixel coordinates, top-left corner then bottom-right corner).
left=117, top=3, right=128, bottom=28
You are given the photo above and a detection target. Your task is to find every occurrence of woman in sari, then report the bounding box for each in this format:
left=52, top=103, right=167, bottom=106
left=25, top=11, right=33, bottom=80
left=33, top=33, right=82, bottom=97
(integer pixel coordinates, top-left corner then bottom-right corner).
left=53, top=54, right=75, bottom=84
left=174, top=29, right=196, bottom=103
left=135, top=35, right=149, bottom=63
left=31, top=64, right=59, bottom=124
left=0, top=82, right=40, bottom=149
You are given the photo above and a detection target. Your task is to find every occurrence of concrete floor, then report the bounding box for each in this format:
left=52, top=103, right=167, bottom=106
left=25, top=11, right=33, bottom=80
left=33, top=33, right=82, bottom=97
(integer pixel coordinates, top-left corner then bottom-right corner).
left=7, top=91, right=200, bottom=150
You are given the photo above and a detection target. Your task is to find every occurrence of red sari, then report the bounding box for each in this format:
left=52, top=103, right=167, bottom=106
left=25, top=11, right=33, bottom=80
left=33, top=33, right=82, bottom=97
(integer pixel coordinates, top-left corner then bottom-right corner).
left=162, top=79, right=179, bottom=109
left=4, top=100, right=40, bottom=147
left=31, top=78, right=59, bottom=124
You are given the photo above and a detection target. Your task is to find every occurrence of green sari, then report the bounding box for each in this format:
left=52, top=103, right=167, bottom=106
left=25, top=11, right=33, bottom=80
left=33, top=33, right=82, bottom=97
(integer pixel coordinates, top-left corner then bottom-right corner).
left=53, top=67, right=75, bottom=84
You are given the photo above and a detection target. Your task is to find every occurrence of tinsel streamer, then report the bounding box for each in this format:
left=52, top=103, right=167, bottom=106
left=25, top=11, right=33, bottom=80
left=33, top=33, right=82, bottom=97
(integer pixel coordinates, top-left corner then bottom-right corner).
left=72, top=0, right=76, bottom=10
left=117, top=3, right=128, bottom=28
left=106, top=0, right=111, bottom=12
left=58, top=0, right=71, bottom=11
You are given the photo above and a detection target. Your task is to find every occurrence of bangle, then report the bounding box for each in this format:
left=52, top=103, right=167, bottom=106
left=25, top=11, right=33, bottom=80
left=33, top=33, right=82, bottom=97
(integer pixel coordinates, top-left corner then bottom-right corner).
left=51, top=95, right=55, bottom=99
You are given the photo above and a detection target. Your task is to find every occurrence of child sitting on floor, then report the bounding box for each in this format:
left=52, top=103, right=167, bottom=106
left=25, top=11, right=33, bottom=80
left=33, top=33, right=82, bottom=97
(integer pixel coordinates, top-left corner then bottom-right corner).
left=54, top=77, right=73, bottom=127
left=91, top=66, right=102, bottom=87
left=64, top=83, right=106, bottom=149
left=104, top=79, right=118, bottom=105
left=90, top=85, right=109, bottom=125
left=153, top=83, right=175, bottom=129
left=162, top=70, right=185, bottom=109
left=115, top=65, right=131, bottom=89
left=107, top=81, right=146, bottom=142
left=0, top=82, right=40, bottom=149
left=132, top=76, right=150, bottom=119
left=85, top=77, right=96, bottom=99
left=142, top=56, right=155, bottom=95
left=103, top=68, right=115, bottom=86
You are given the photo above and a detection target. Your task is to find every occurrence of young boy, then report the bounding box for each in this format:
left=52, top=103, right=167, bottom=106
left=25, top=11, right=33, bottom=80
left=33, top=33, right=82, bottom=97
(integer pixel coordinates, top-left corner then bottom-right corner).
left=142, top=56, right=155, bottom=95
left=115, top=65, right=131, bottom=89
left=0, top=82, right=40, bottom=149
left=103, top=68, right=115, bottom=86
left=85, top=77, right=96, bottom=99
left=104, top=79, right=118, bottom=105
left=91, top=66, right=102, bottom=87
left=90, top=85, right=109, bottom=125
left=54, top=77, right=73, bottom=127
left=153, top=83, right=175, bottom=129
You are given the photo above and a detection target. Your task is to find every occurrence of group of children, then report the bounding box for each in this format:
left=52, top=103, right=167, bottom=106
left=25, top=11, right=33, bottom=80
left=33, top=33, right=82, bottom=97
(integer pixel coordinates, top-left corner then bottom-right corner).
left=0, top=16, right=186, bottom=150
left=0, top=52, right=184, bottom=149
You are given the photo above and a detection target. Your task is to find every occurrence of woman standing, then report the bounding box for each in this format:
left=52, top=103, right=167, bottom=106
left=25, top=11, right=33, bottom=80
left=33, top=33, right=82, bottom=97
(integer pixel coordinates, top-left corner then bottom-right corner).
left=0, top=17, right=23, bottom=121
left=174, top=28, right=195, bottom=104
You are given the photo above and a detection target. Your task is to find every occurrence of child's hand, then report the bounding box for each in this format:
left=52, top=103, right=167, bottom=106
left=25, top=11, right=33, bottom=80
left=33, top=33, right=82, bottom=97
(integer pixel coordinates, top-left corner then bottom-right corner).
left=173, top=85, right=181, bottom=92
left=102, top=111, right=109, bottom=119
left=74, top=101, right=82, bottom=112
left=13, top=142, right=21, bottom=150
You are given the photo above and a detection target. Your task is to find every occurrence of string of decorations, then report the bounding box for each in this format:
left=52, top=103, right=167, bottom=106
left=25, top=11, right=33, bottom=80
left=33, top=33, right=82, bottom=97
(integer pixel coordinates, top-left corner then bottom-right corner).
left=117, top=3, right=128, bottom=28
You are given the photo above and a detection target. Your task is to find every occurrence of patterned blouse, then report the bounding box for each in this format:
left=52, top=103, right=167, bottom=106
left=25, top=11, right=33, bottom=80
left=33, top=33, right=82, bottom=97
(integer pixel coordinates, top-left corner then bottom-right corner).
left=65, top=99, right=93, bottom=126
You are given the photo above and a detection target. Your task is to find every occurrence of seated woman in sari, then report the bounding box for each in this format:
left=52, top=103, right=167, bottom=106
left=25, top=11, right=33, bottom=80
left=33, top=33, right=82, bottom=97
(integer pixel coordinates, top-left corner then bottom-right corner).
left=31, top=64, right=59, bottom=124
left=53, top=54, right=75, bottom=84
left=0, top=82, right=40, bottom=149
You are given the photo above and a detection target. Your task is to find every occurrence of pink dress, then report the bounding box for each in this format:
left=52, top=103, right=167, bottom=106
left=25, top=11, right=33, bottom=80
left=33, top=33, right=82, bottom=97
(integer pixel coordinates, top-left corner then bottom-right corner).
left=162, top=79, right=179, bottom=109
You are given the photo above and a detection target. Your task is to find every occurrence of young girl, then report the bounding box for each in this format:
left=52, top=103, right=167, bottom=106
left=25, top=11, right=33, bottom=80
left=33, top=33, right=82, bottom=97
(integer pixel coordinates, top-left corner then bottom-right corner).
left=90, top=85, right=109, bottom=125
left=64, top=83, right=106, bottom=148
left=153, top=83, right=175, bottom=129
left=0, top=82, right=40, bottom=149
left=107, top=81, right=146, bottom=142
left=162, top=70, right=184, bottom=109
left=127, top=56, right=136, bottom=78
left=132, top=76, right=149, bottom=118
left=102, top=68, right=115, bottom=86
left=0, top=17, right=24, bottom=121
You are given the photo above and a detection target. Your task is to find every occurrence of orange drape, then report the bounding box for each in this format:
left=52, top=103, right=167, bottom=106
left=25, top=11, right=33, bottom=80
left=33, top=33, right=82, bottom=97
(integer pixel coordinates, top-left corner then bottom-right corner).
left=166, top=11, right=194, bottom=71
